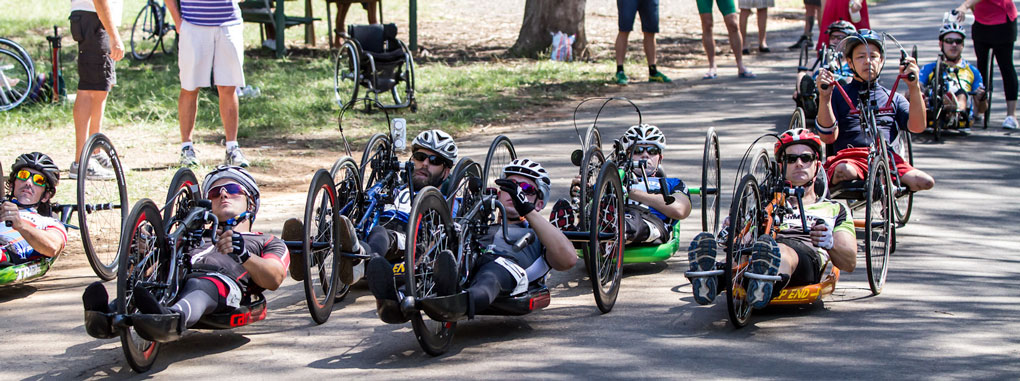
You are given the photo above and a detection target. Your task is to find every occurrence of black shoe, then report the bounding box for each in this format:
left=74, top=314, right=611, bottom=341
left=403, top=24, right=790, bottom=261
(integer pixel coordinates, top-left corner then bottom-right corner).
left=282, top=218, right=305, bottom=281
left=433, top=250, right=457, bottom=296
left=759, top=46, right=771, bottom=53
left=83, top=282, right=111, bottom=313
left=742, top=48, right=751, bottom=55
left=83, top=282, right=117, bottom=339
left=366, top=256, right=398, bottom=301
left=788, top=35, right=810, bottom=50
left=133, top=286, right=170, bottom=315
left=375, top=299, right=411, bottom=324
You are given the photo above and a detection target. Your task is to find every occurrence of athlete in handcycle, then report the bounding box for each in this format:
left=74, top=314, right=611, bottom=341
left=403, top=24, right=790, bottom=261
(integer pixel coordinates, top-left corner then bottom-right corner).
left=1, top=153, right=69, bottom=270
left=80, top=166, right=290, bottom=373
left=919, top=14, right=987, bottom=138
left=684, top=129, right=857, bottom=328
left=791, top=20, right=857, bottom=128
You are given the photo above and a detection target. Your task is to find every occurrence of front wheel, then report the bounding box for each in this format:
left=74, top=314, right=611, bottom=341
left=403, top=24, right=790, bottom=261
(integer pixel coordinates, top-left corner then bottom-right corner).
left=701, top=127, right=721, bottom=235
left=328, top=156, right=363, bottom=301
left=481, top=135, right=517, bottom=192
left=117, top=199, right=170, bottom=372
left=77, top=133, right=129, bottom=281
left=302, top=170, right=341, bottom=324
left=588, top=161, right=625, bottom=313
left=130, top=4, right=160, bottom=60
left=405, top=187, right=456, bottom=356
left=725, top=174, right=762, bottom=328
left=864, top=158, right=893, bottom=295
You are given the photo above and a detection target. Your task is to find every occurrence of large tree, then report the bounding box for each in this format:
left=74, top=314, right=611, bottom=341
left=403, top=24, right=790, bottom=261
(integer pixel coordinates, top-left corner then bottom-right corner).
left=508, top=0, right=587, bottom=59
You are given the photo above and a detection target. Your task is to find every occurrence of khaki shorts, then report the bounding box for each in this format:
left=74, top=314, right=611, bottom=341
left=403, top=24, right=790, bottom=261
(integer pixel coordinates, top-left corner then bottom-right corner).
left=178, top=20, right=245, bottom=90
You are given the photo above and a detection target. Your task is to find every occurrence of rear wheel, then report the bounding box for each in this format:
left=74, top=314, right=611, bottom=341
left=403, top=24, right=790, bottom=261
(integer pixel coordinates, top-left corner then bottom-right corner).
left=789, top=107, right=806, bottom=130
left=725, top=174, right=762, bottom=328
left=77, top=133, right=129, bottom=281
left=577, top=145, right=605, bottom=268
left=983, top=51, right=994, bottom=129
left=405, top=187, right=456, bottom=356
left=130, top=4, right=160, bottom=60
left=588, top=161, right=624, bottom=313
left=892, top=133, right=913, bottom=227
left=328, top=157, right=363, bottom=301
left=481, top=135, right=517, bottom=192
left=162, top=167, right=198, bottom=233
left=334, top=41, right=360, bottom=108
left=159, top=9, right=177, bottom=55
left=117, top=199, right=169, bottom=373
left=359, top=133, right=392, bottom=192
left=0, top=37, right=35, bottom=78
left=864, top=158, right=893, bottom=295
left=302, top=170, right=341, bottom=324
left=701, top=127, right=721, bottom=234
left=0, top=49, right=32, bottom=111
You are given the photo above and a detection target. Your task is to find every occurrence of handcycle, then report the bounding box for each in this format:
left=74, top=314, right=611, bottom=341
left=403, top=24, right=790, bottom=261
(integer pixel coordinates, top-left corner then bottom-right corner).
left=333, top=23, right=417, bottom=111
left=923, top=51, right=976, bottom=141
left=1, top=133, right=128, bottom=285
left=0, top=37, right=34, bottom=111
left=793, top=42, right=846, bottom=129
left=129, top=0, right=178, bottom=61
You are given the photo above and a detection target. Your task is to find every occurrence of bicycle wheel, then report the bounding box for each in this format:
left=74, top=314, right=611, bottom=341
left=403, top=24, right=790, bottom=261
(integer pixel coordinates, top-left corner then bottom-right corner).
left=302, top=170, right=341, bottom=324
left=117, top=199, right=169, bottom=373
left=577, top=145, right=605, bottom=268
left=701, top=127, right=721, bottom=235
left=159, top=8, right=178, bottom=55
left=481, top=135, right=517, bottom=192
left=334, top=41, right=360, bottom=107
left=360, top=133, right=392, bottom=192
left=789, top=107, right=807, bottom=130
left=0, top=38, right=34, bottom=78
left=587, top=161, right=624, bottom=313
left=864, top=158, right=893, bottom=295
left=0, top=49, right=32, bottom=112
left=405, top=187, right=456, bottom=356
left=892, top=133, right=913, bottom=227
left=328, top=156, right=363, bottom=302
left=983, top=51, right=994, bottom=129
left=390, top=41, right=415, bottom=109
left=130, top=3, right=160, bottom=60
left=162, top=167, right=198, bottom=233
left=725, top=174, right=762, bottom=328
left=77, top=133, right=129, bottom=281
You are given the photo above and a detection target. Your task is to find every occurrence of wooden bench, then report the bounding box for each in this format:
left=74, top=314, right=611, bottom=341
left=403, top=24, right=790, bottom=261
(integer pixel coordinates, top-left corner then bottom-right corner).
left=239, top=0, right=319, bottom=57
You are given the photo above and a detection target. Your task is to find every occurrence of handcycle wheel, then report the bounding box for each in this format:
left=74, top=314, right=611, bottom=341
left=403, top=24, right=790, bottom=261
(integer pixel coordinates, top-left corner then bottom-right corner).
left=162, top=167, right=199, bottom=233
left=0, top=38, right=35, bottom=79
left=117, top=199, right=170, bottom=373
left=390, top=41, right=415, bottom=108
left=892, top=133, right=913, bottom=227
left=725, top=174, right=763, bottom=328
left=983, top=51, right=994, bottom=129
left=359, top=133, right=392, bottom=192
left=405, top=187, right=456, bottom=356
left=789, top=107, right=807, bottom=130
left=588, top=161, right=625, bottom=313
left=130, top=3, right=160, bottom=61
left=749, top=148, right=771, bottom=184
left=301, top=170, right=342, bottom=324
left=577, top=145, right=605, bottom=268
left=0, top=48, right=32, bottom=112
left=77, top=133, right=129, bottom=281
left=446, top=158, right=482, bottom=217
left=334, top=41, right=360, bottom=108
left=328, top=156, right=363, bottom=302
left=481, top=135, right=517, bottom=193
left=701, top=127, right=721, bottom=235
left=864, top=158, right=893, bottom=295
left=159, top=10, right=178, bottom=55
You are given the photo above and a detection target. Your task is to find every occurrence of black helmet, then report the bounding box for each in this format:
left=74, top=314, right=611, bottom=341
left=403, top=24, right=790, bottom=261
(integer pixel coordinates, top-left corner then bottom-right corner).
left=827, top=20, right=857, bottom=37
left=9, top=152, right=60, bottom=194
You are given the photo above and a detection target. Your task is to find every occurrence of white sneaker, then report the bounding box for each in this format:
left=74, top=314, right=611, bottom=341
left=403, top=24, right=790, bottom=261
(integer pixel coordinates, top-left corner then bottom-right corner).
left=90, top=153, right=113, bottom=169
left=1003, top=115, right=1018, bottom=130
left=262, top=39, right=277, bottom=50
left=69, top=160, right=115, bottom=181
left=236, top=85, right=260, bottom=99
left=180, top=146, right=200, bottom=167
left=225, top=147, right=250, bottom=167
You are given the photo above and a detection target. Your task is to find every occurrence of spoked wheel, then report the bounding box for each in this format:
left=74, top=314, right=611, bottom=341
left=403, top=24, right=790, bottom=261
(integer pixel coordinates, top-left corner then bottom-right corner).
left=0, top=48, right=32, bottom=111
left=159, top=10, right=178, bottom=55
left=359, top=133, right=392, bottom=192
left=701, top=127, right=721, bottom=234
left=577, top=145, right=605, bottom=268
left=0, top=37, right=35, bottom=78
left=749, top=148, right=772, bottom=184
left=328, top=156, right=363, bottom=302
left=892, top=133, right=913, bottom=227
left=162, top=167, right=198, bottom=233
left=588, top=162, right=625, bottom=313
left=334, top=41, right=360, bottom=108
left=302, top=170, right=341, bottom=324
left=405, top=187, right=456, bottom=356
left=390, top=41, right=416, bottom=109
left=983, top=51, right=994, bottom=129
left=77, top=133, right=129, bottom=281
left=130, top=4, right=160, bottom=60
left=725, top=174, right=762, bottom=328
left=864, top=158, right=893, bottom=295
left=789, top=107, right=807, bottom=130
left=117, top=199, right=170, bottom=373
left=446, top=158, right=482, bottom=217
left=481, top=135, right=517, bottom=192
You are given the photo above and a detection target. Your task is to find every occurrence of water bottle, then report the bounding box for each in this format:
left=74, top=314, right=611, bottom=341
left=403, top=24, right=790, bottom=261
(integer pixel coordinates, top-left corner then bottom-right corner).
left=392, top=118, right=407, bottom=151
left=849, top=0, right=862, bottom=23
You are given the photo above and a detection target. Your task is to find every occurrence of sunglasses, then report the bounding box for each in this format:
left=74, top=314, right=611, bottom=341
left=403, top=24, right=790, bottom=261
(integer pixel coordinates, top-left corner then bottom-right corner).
left=208, top=183, right=246, bottom=199
left=942, top=38, right=965, bottom=46
left=632, top=146, right=662, bottom=156
left=411, top=151, right=447, bottom=166
left=783, top=153, right=817, bottom=164
left=15, top=170, right=47, bottom=187
left=504, top=179, right=538, bottom=196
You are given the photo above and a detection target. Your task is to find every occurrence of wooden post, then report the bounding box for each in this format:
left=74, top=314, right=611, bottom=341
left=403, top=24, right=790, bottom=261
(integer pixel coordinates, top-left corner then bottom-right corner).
left=305, top=0, right=315, bottom=45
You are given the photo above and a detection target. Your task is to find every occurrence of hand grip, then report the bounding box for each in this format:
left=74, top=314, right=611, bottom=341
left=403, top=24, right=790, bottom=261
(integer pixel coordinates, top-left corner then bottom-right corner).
left=820, top=83, right=830, bottom=90
left=658, top=177, right=675, bottom=205
left=513, top=232, right=534, bottom=252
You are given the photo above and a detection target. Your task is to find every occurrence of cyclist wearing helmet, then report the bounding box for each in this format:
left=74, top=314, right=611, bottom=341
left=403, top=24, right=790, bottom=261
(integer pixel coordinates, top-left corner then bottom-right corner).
left=685, top=129, right=857, bottom=308
left=552, top=124, right=691, bottom=246
left=919, top=20, right=987, bottom=131
left=82, top=166, right=290, bottom=340
left=0, top=153, right=68, bottom=266
left=793, top=21, right=857, bottom=101
left=816, top=29, right=935, bottom=192
left=365, top=158, right=576, bottom=322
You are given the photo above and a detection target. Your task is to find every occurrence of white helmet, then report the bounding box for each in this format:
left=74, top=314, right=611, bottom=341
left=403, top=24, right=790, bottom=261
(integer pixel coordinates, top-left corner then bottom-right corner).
left=621, top=124, right=666, bottom=150
left=502, top=158, right=551, bottom=203
left=412, top=130, right=458, bottom=165
left=939, top=21, right=966, bottom=39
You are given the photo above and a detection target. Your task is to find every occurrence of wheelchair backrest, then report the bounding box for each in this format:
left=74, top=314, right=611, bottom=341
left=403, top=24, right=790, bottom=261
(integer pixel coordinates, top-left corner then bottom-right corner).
left=347, top=23, right=399, bottom=54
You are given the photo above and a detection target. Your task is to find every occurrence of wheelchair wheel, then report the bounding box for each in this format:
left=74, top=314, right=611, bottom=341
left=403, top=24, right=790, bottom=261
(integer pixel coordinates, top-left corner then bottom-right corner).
left=0, top=48, right=32, bottom=111
left=790, top=107, right=807, bottom=130
left=701, top=127, right=721, bottom=235
left=390, top=41, right=416, bottom=109
left=725, top=174, right=762, bottom=328
left=481, top=135, right=517, bottom=192
left=360, top=133, right=392, bottom=191
left=163, top=167, right=199, bottom=233
left=577, top=145, right=605, bottom=267
left=329, top=156, right=363, bottom=301
left=588, top=161, right=625, bottom=313
left=864, top=158, right=893, bottom=296
left=405, top=187, right=456, bottom=356
left=302, top=170, right=342, bottom=324
left=77, top=133, right=129, bottom=281
left=130, top=3, right=161, bottom=60
left=117, top=199, right=170, bottom=373
left=334, top=41, right=360, bottom=108
left=983, top=51, right=994, bottom=129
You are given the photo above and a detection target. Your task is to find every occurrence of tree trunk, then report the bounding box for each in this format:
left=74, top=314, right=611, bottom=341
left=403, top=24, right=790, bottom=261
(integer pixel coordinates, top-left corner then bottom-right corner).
left=508, top=0, right=587, bottom=59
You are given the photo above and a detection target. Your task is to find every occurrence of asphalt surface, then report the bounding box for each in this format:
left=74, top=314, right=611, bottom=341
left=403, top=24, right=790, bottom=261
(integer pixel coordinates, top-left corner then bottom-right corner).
left=3, top=0, right=1018, bottom=378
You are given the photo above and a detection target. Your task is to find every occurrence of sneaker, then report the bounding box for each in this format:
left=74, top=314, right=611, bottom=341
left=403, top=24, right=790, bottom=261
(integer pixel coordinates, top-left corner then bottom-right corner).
left=180, top=146, right=200, bottom=167
left=614, top=71, right=629, bottom=85
left=433, top=250, right=457, bottom=296
left=366, top=256, right=398, bottom=301
left=69, top=160, right=115, bottom=180
left=973, top=113, right=983, bottom=126
left=236, top=85, right=261, bottom=99
left=648, top=71, right=672, bottom=83
left=787, top=34, right=810, bottom=50
left=282, top=218, right=305, bottom=281
left=262, top=39, right=277, bottom=50
left=686, top=232, right=719, bottom=305
left=549, top=199, right=576, bottom=230
left=90, top=153, right=113, bottom=169
left=225, top=147, right=250, bottom=167
left=1003, top=115, right=1018, bottom=130
left=746, top=235, right=782, bottom=309
left=337, top=215, right=361, bottom=285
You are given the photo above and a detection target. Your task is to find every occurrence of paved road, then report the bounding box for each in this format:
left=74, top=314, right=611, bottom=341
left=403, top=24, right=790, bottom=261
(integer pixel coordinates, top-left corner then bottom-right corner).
left=3, top=0, right=1018, bottom=378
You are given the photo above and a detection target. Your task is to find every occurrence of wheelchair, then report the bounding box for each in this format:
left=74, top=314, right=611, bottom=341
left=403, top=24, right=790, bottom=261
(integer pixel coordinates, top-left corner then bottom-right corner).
left=333, top=23, right=417, bottom=112
left=923, top=53, right=977, bottom=141
left=1, top=133, right=128, bottom=286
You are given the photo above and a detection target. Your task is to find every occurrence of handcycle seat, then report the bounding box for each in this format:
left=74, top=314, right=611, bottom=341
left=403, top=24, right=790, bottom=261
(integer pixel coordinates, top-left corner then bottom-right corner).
left=122, top=294, right=268, bottom=343
left=191, top=293, right=268, bottom=330
left=829, top=179, right=867, bottom=201
left=418, top=281, right=551, bottom=322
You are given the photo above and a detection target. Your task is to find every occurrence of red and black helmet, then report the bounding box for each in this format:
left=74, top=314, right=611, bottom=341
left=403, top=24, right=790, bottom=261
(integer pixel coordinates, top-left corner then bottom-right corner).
left=775, top=128, right=823, bottom=157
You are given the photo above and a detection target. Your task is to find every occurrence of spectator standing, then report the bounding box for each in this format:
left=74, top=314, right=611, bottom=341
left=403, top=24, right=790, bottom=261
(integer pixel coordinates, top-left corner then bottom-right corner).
left=956, top=0, right=1018, bottom=128
left=739, top=0, right=774, bottom=54
left=698, top=0, right=753, bottom=79
left=614, top=0, right=672, bottom=85
left=165, top=0, right=250, bottom=167
left=788, top=0, right=822, bottom=50
left=69, top=0, right=123, bottom=180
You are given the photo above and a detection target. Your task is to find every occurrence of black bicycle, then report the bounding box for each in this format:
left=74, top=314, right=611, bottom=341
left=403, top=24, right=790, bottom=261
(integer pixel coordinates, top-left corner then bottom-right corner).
left=130, top=0, right=178, bottom=61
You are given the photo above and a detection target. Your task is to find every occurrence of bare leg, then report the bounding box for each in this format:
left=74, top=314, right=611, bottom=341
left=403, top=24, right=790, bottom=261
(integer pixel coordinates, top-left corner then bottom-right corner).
left=73, top=90, right=109, bottom=161
left=364, top=0, right=378, bottom=24
left=615, top=31, right=631, bottom=66
left=699, top=13, right=717, bottom=75
left=1007, top=100, right=1017, bottom=117
left=739, top=9, right=751, bottom=48
left=757, top=8, right=768, bottom=49
left=642, top=32, right=656, bottom=67
left=900, top=169, right=935, bottom=191
left=723, top=13, right=746, bottom=74
left=178, top=88, right=200, bottom=143
left=830, top=162, right=860, bottom=184
left=217, top=86, right=239, bottom=142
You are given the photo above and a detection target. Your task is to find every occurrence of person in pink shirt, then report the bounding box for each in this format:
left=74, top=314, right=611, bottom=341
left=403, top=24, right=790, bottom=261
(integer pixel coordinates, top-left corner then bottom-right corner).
left=956, top=0, right=1018, bottom=129
left=817, top=0, right=869, bottom=50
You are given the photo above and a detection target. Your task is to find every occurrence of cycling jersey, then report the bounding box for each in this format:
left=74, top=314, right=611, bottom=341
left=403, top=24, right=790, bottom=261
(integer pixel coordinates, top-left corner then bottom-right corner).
left=187, top=232, right=289, bottom=296
left=824, top=80, right=910, bottom=154
left=0, top=207, right=67, bottom=263
left=479, top=223, right=549, bottom=282
left=381, top=186, right=413, bottom=224
left=776, top=198, right=855, bottom=254
left=919, top=59, right=984, bottom=93
left=626, top=175, right=691, bottom=229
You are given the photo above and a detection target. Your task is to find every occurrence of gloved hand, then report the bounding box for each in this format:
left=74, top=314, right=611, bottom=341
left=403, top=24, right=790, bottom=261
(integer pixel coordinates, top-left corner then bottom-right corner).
left=222, top=230, right=251, bottom=264
left=495, top=179, right=535, bottom=216
left=811, top=220, right=834, bottom=250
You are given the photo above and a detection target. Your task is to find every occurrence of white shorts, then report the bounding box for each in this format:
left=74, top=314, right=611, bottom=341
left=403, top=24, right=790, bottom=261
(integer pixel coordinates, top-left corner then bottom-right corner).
left=178, top=20, right=245, bottom=91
